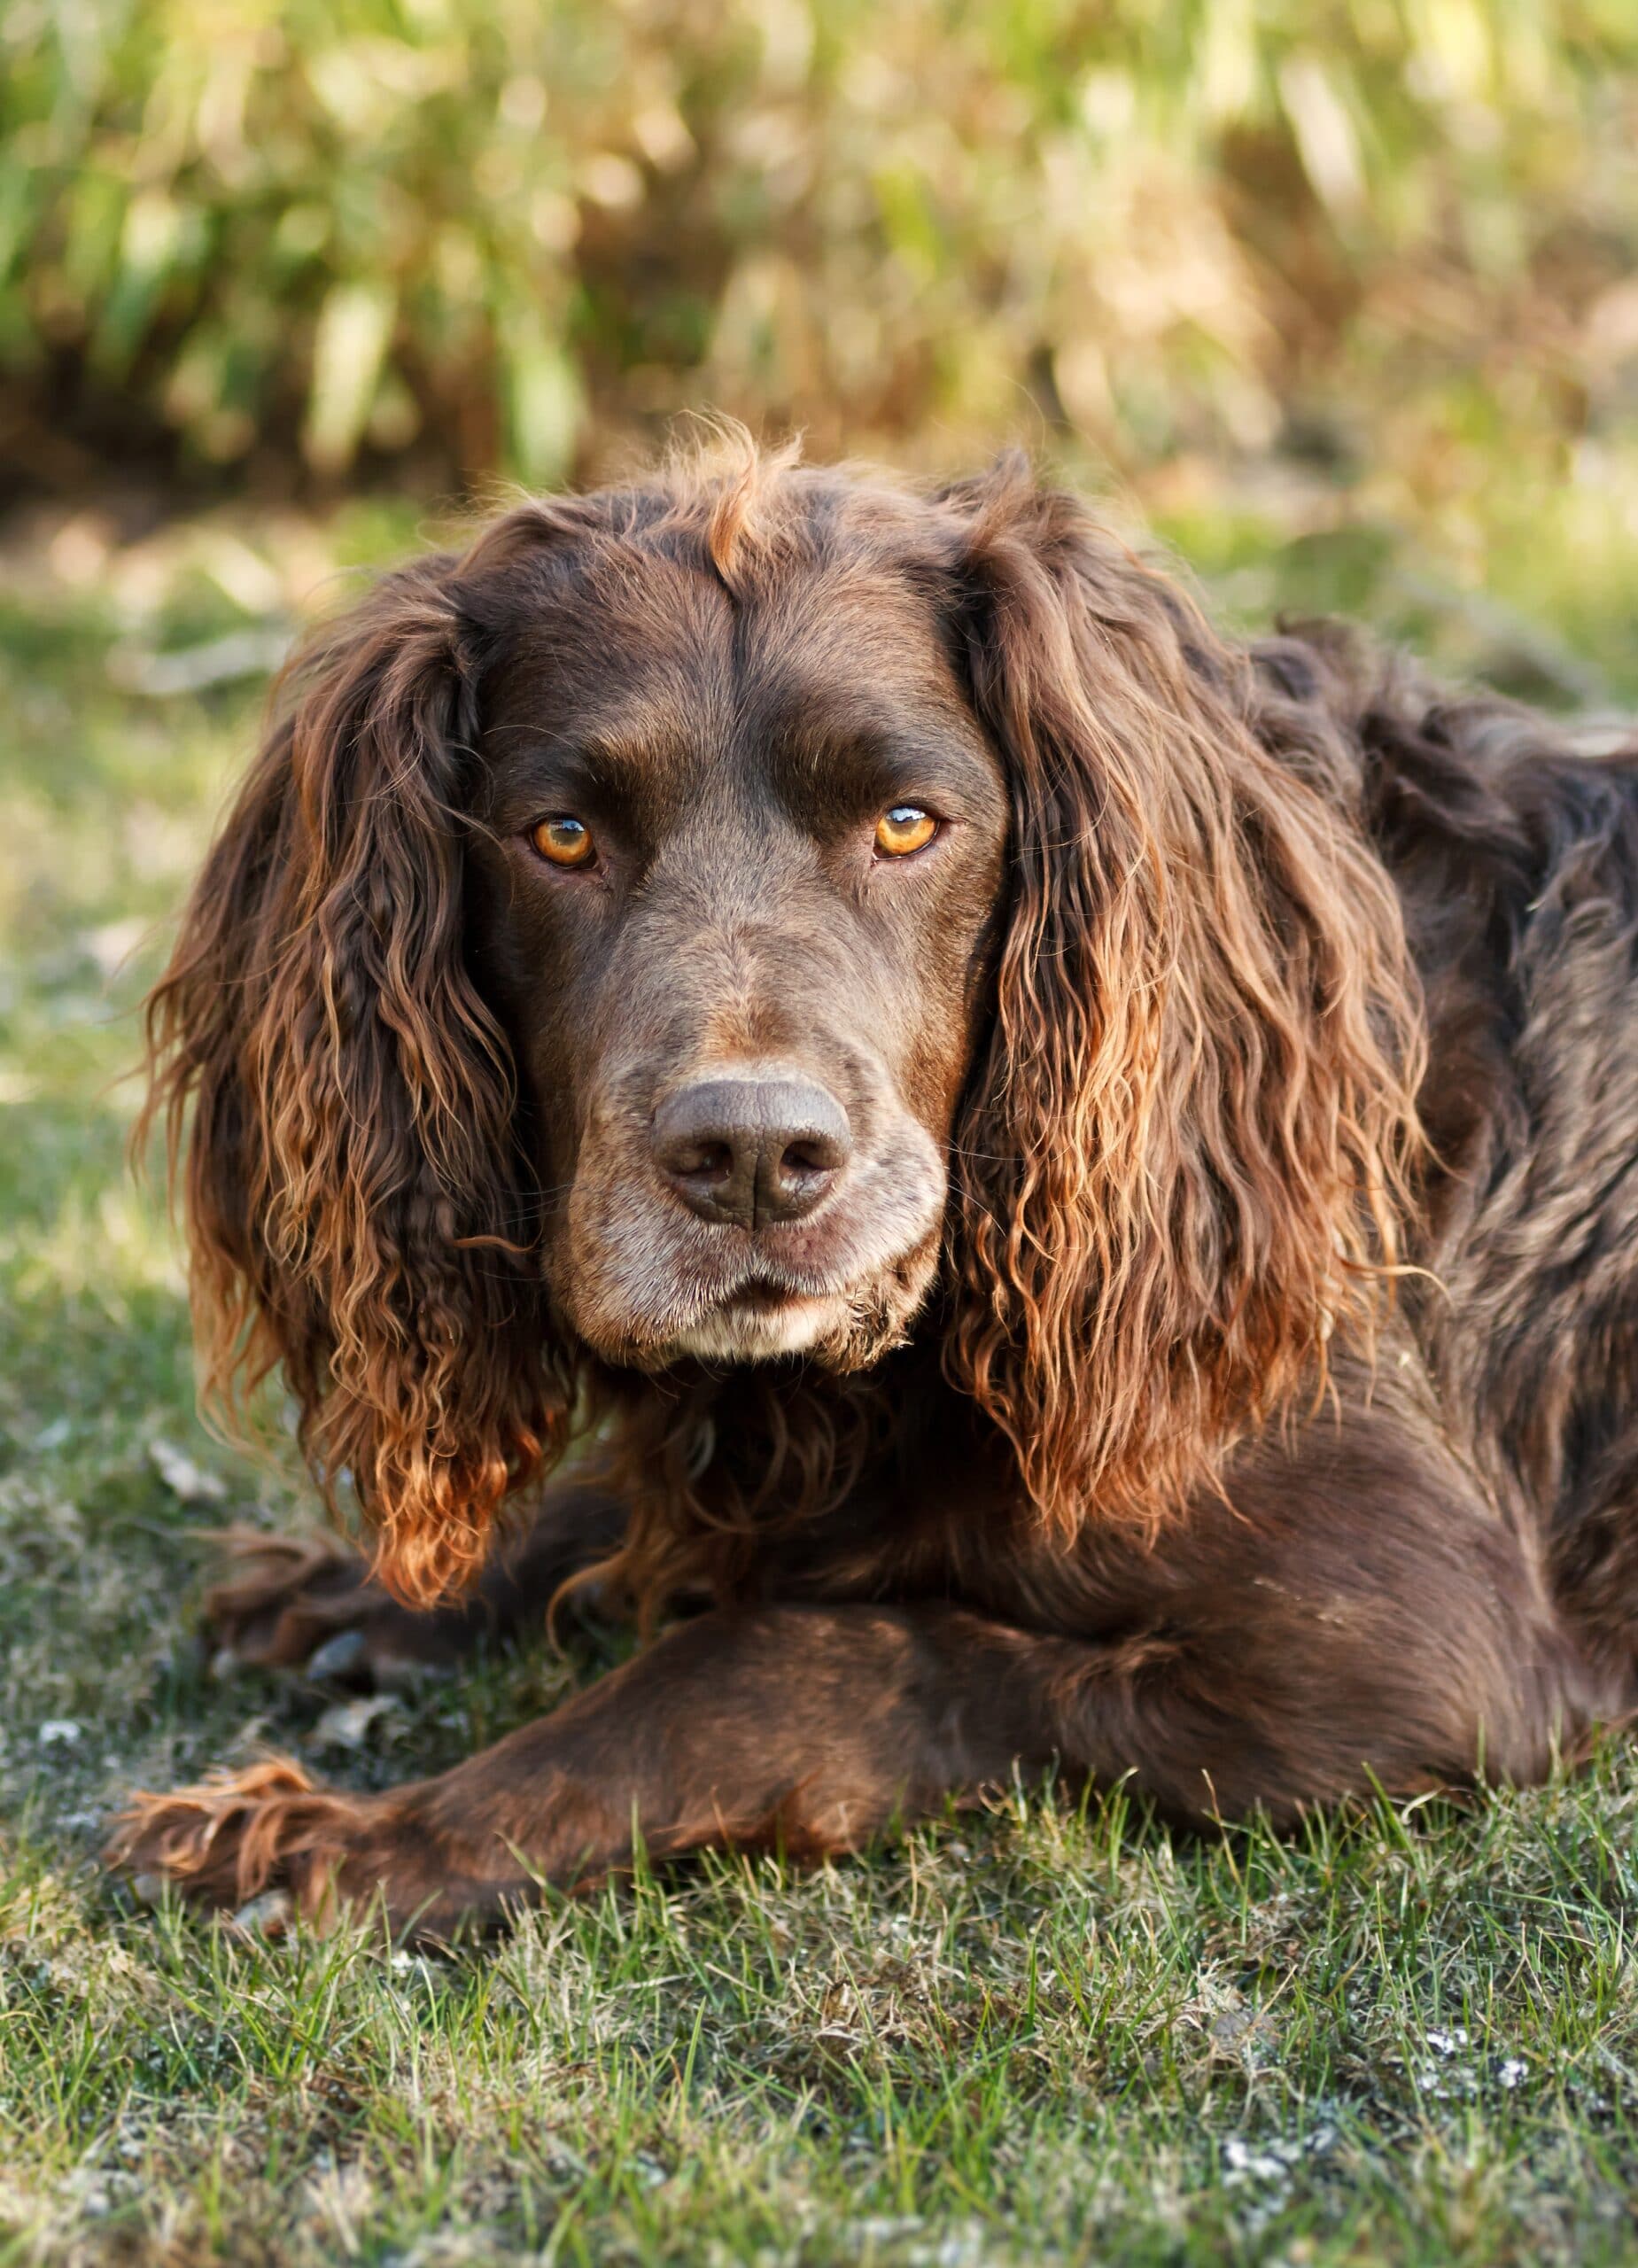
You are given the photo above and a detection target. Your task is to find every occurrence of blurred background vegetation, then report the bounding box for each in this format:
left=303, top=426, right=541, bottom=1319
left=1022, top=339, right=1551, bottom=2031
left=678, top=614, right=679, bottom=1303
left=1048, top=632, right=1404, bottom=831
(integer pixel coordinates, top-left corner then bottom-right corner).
left=2, top=0, right=1636, bottom=698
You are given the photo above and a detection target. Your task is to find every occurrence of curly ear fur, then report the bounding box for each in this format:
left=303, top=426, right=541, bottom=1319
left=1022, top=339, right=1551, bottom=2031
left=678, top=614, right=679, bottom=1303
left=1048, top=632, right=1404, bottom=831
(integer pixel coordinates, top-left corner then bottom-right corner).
left=939, top=461, right=1427, bottom=1536
left=141, top=543, right=572, bottom=1607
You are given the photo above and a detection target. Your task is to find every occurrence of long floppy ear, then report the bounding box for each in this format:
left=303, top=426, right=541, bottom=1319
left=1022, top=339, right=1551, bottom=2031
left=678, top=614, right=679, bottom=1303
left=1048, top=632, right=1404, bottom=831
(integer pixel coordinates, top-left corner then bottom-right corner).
left=141, top=548, right=572, bottom=1606
left=939, top=461, right=1426, bottom=1536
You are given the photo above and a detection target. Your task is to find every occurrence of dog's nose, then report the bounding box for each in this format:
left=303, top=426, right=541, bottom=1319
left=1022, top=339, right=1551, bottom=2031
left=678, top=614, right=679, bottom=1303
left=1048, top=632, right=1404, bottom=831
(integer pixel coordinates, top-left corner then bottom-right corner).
left=652, top=1076, right=852, bottom=1230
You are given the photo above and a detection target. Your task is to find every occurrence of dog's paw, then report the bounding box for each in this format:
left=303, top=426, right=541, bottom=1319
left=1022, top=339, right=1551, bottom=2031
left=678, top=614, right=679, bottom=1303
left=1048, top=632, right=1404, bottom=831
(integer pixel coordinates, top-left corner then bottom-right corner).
left=105, top=1760, right=492, bottom=1939
left=105, top=1757, right=369, bottom=1927
left=198, top=1528, right=457, bottom=1688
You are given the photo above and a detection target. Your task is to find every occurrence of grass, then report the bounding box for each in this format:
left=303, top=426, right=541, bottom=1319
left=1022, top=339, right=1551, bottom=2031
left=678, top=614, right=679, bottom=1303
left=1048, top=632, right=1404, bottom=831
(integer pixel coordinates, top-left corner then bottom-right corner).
left=3, top=484, right=1638, bottom=2266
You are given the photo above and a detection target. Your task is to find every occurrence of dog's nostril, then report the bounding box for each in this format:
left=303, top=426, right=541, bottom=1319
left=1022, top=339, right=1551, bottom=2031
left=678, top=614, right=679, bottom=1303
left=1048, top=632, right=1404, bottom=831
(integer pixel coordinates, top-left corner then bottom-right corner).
left=780, top=1136, right=838, bottom=1178
left=670, top=1138, right=734, bottom=1185
left=652, top=1076, right=852, bottom=1230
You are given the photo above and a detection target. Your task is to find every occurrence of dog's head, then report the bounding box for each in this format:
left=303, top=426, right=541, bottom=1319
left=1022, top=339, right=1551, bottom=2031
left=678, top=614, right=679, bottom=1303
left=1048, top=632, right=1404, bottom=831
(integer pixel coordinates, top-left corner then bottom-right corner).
left=147, top=440, right=1422, bottom=1604
left=466, top=461, right=1007, bottom=1380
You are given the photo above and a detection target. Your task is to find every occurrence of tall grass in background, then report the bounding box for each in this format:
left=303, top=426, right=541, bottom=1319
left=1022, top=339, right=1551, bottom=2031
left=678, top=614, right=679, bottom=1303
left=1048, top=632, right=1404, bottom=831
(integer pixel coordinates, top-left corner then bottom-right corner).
left=4, top=0, right=1634, bottom=476
left=3, top=0, right=1637, bottom=695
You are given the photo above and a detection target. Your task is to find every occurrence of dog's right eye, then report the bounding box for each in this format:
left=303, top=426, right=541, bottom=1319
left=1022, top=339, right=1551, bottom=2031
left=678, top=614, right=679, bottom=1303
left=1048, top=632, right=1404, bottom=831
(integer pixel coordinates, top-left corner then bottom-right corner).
left=874, top=804, right=938, bottom=858
left=530, top=815, right=595, bottom=868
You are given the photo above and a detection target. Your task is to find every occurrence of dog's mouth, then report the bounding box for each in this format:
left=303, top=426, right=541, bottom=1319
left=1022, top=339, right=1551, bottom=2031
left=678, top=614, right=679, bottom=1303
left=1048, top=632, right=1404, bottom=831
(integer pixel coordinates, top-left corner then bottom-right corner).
left=662, top=1277, right=855, bottom=1363
left=718, top=1277, right=797, bottom=1314
left=575, top=1240, right=938, bottom=1372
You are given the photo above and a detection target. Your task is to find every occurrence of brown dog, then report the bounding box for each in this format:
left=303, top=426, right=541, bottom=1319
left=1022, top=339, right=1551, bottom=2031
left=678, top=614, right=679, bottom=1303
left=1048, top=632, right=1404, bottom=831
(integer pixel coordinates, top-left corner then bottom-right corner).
left=110, top=439, right=1638, bottom=1936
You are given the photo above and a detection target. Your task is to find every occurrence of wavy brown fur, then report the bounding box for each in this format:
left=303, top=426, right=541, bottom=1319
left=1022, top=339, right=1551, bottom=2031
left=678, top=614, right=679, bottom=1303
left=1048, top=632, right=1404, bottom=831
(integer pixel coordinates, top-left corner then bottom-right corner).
left=940, top=462, right=1424, bottom=1534
left=140, top=545, right=571, bottom=1604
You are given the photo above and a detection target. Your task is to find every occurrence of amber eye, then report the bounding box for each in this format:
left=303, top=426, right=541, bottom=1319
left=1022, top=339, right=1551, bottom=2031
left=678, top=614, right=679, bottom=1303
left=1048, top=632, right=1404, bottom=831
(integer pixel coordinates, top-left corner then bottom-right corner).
left=874, top=804, right=937, bottom=858
left=531, top=815, right=594, bottom=867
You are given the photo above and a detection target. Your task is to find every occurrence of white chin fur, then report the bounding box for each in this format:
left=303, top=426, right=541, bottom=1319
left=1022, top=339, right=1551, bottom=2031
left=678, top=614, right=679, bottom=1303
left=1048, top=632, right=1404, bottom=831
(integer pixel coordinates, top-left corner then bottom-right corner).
left=666, top=1296, right=840, bottom=1363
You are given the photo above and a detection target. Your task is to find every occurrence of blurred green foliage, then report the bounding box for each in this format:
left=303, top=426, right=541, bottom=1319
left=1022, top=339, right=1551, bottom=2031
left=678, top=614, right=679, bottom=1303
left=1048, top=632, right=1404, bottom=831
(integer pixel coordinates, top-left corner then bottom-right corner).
left=4, top=0, right=1636, bottom=501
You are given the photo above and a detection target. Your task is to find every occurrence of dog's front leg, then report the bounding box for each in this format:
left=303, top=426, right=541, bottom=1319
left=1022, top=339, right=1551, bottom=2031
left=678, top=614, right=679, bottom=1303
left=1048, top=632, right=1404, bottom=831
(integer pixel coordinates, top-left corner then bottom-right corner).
left=106, top=1604, right=1077, bottom=1936
left=110, top=1500, right=1607, bottom=1938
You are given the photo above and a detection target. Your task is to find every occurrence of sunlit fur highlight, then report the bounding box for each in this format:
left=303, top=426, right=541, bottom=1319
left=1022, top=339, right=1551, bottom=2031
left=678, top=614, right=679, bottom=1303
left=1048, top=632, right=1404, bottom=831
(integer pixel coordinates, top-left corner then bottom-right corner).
left=939, top=461, right=1426, bottom=1536
left=139, top=546, right=573, bottom=1608
left=142, top=433, right=1425, bottom=1613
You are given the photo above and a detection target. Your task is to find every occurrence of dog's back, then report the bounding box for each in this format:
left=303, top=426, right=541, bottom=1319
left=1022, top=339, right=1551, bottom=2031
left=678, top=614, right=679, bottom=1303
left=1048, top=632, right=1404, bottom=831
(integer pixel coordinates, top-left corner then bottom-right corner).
left=1316, top=644, right=1638, bottom=1660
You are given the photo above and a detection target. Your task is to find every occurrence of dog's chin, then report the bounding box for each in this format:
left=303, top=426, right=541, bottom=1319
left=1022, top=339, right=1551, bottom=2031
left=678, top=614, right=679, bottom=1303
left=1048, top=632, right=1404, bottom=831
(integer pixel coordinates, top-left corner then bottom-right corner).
left=665, top=1292, right=854, bottom=1363
left=574, top=1252, right=938, bottom=1379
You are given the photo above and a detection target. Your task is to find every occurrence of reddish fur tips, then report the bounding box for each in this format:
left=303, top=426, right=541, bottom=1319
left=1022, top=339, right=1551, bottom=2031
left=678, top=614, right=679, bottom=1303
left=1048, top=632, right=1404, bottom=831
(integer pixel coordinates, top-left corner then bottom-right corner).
left=105, top=1758, right=341, bottom=1913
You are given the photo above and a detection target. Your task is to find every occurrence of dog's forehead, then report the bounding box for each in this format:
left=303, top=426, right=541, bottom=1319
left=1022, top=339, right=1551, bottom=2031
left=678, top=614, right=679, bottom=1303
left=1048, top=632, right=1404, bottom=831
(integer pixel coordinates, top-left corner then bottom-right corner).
left=481, top=540, right=974, bottom=765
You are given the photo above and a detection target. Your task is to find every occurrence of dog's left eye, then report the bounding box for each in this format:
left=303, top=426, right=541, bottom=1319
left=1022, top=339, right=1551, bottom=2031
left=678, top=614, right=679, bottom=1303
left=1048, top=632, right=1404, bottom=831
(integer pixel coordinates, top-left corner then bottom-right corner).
left=874, top=805, right=937, bottom=858
left=531, top=815, right=595, bottom=867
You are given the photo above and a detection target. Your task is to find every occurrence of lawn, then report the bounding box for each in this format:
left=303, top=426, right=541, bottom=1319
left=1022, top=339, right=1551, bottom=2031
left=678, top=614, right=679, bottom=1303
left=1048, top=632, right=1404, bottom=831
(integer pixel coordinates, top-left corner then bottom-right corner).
left=3, top=485, right=1638, bottom=2267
